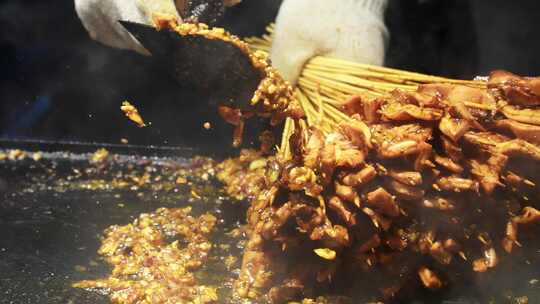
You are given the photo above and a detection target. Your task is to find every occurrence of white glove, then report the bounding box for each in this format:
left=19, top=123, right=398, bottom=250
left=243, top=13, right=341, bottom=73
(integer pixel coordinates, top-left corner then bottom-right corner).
left=74, top=0, right=181, bottom=55
left=270, top=0, right=389, bottom=86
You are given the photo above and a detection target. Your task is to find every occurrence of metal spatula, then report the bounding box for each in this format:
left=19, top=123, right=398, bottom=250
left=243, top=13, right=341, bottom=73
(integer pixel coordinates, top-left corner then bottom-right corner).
left=119, top=21, right=263, bottom=110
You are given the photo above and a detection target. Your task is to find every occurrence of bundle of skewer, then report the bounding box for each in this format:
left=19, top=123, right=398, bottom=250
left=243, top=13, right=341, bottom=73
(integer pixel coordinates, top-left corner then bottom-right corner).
left=230, top=24, right=540, bottom=302
left=246, top=24, right=488, bottom=157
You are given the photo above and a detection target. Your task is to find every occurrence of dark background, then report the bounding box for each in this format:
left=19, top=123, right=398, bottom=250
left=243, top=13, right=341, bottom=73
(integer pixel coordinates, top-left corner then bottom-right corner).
left=1, top=0, right=539, bottom=155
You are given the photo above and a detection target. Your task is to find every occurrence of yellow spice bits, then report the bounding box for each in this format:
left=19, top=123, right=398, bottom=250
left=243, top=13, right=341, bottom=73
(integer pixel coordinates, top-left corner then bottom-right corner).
left=90, top=148, right=109, bottom=164
left=314, top=248, right=337, bottom=261
left=74, top=207, right=218, bottom=304
left=120, top=100, right=147, bottom=128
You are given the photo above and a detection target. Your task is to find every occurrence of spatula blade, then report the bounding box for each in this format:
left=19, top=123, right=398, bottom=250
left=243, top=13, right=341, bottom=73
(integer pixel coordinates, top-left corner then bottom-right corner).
left=119, top=21, right=262, bottom=109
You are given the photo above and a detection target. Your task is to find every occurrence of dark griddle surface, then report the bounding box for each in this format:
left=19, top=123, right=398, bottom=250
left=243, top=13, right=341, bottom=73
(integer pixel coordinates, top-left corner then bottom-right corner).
left=0, top=147, right=245, bottom=304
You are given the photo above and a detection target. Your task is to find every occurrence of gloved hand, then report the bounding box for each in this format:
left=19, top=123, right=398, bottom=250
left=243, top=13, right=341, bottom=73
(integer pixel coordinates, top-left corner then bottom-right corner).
left=270, top=0, right=389, bottom=86
left=75, top=0, right=241, bottom=55
left=75, top=0, right=181, bottom=54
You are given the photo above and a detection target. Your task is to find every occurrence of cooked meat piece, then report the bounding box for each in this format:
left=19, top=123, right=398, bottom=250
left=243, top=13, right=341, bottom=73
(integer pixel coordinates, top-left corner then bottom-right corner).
left=418, top=267, right=443, bottom=290
left=489, top=70, right=540, bottom=106
left=314, top=248, right=337, bottom=261
left=443, top=239, right=460, bottom=252
left=417, top=83, right=455, bottom=99
left=236, top=234, right=277, bottom=299
left=246, top=186, right=281, bottom=226
left=319, top=144, right=338, bottom=185
left=435, top=176, right=479, bottom=193
left=502, top=207, right=540, bottom=253
left=362, top=207, right=392, bottom=231
left=422, top=196, right=455, bottom=211
left=292, top=203, right=326, bottom=235
left=232, top=121, right=245, bottom=147
left=420, top=83, right=496, bottom=110
left=259, top=131, right=275, bottom=154
left=379, top=140, right=431, bottom=160
left=120, top=101, right=147, bottom=128
left=218, top=105, right=243, bottom=125
left=366, top=188, right=400, bottom=218
left=328, top=196, right=357, bottom=226
left=372, top=124, right=433, bottom=159
left=385, top=233, right=408, bottom=251
left=268, top=279, right=305, bottom=304
left=495, top=119, right=540, bottom=145
left=469, top=159, right=503, bottom=194
left=325, top=133, right=366, bottom=168
left=418, top=231, right=436, bottom=254
left=258, top=202, right=295, bottom=240
left=496, top=139, right=540, bottom=161
left=473, top=248, right=498, bottom=272
left=342, top=165, right=377, bottom=187
left=303, top=128, right=325, bottom=168
left=514, top=207, right=540, bottom=224
left=463, top=131, right=509, bottom=151
left=446, top=85, right=496, bottom=111
left=364, top=97, right=384, bottom=124
left=429, top=242, right=452, bottom=265
left=353, top=234, right=382, bottom=254
left=387, top=179, right=425, bottom=201
left=416, top=145, right=437, bottom=171
left=441, top=135, right=464, bottom=162
left=286, top=166, right=322, bottom=197
left=421, top=83, right=495, bottom=116
left=335, top=182, right=361, bottom=207
left=390, top=89, right=444, bottom=109
left=218, top=106, right=247, bottom=147
left=435, top=155, right=464, bottom=174
left=342, top=95, right=364, bottom=117
left=504, top=171, right=534, bottom=188
left=422, top=84, right=495, bottom=130
left=502, top=220, right=519, bottom=253
left=217, top=152, right=278, bottom=201
left=340, top=117, right=372, bottom=149
left=484, top=248, right=498, bottom=268
left=500, top=105, right=540, bottom=126
left=314, top=132, right=366, bottom=185
left=389, top=170, right=423, bottom=186
left=380, top=102, right=443, bottom=122
left=472, top=258, right=489, bottom=273
left=372, top=123, right=433, bottom=145
left=487, top=153, right=509, bottom=171
left=310, top=222, right=351, bottom=248
left=439, top=116, right=471, bottom=142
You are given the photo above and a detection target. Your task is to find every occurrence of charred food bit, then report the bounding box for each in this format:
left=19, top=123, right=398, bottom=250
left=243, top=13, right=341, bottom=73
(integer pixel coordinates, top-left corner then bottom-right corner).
left=314, top=248, right=337, bottom=261
left=73, top=207, right=218, bottom=304
left=418, top=267, right=443, bottom=290
left=120, top=100, right=147, bottom=128
left=90, top=148, right=109, bottom=164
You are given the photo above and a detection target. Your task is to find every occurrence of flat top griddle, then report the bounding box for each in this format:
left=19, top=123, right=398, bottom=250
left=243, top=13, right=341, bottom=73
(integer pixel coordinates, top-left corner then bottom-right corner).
left=0, top=140, right=246, bottom=304
left=1, top=140, right=539, bottom=304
